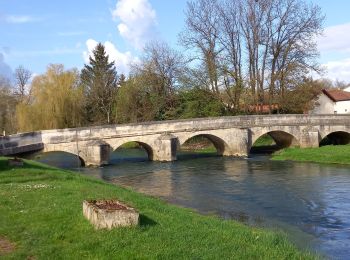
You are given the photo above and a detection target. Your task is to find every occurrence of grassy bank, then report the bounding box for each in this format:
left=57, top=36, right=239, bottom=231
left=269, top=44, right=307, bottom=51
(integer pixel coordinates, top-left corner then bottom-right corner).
left=272, top=145, right=350, bottom=165
left=0, top=157, right=314, bottom=259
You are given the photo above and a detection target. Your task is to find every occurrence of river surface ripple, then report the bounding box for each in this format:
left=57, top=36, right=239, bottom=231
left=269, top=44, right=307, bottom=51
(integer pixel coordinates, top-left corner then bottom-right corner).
left=36, top=151, right=350, bottom=259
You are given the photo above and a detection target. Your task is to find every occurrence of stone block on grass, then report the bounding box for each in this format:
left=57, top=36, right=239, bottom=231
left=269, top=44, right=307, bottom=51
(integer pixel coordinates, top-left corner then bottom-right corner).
left=83, top=200, right=139, bottom=229
left=8, top=158, right=24, bottom=167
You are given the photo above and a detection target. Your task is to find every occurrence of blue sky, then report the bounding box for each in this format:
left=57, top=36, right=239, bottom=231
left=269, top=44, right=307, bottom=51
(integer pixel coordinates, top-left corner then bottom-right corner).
left=1, top=0, right=350, bottom=82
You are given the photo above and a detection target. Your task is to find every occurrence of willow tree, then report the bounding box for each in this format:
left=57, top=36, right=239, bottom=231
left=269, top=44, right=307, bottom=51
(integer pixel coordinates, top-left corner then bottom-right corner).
left=16, top=64, right=84, bottom=132
left=81, top=43, right=118, bottom=124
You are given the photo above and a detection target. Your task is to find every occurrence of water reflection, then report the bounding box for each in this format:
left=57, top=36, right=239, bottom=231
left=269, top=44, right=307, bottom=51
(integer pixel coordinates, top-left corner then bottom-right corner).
left=34, top=150, right=350, bottom=259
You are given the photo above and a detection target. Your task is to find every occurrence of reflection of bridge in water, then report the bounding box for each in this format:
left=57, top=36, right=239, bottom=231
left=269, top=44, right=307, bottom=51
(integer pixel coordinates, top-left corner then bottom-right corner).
left=1, top=115, right=350, bottom=166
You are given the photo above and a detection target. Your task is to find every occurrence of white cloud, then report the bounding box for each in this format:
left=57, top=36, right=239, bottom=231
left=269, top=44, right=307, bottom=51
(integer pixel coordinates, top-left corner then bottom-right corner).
left=112, top=0, right=157, bottom=50
left=318, top=23, right=350, bottom=53
left=322, top=58, right=350, bottom=82
left=4, top=15, right=40, bottom=24
left=83, top=39, right=139, bottom=75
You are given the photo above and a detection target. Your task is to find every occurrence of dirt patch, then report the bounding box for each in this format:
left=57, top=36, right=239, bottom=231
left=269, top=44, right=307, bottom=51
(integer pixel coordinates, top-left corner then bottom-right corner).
left=93, top=200, right=128, bottom=211
left=0, top=237, right=16, bottom=255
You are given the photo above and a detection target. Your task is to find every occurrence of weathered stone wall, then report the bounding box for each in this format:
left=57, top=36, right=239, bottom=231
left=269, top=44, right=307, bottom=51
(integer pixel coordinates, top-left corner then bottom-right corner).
left=1, top=115, right=350, bottom=166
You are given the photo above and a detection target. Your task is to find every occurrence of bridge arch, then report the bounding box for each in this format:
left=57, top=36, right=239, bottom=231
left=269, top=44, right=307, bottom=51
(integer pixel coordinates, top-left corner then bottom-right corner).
left=178, top=133, right=229, bottom=156
left=250, top=129, right=299, bottom=154
left=39, top=151, right=86, bottom=167
left=112, top=141, right=154, bottom=160
left=320, top=131, right=350, bottom=146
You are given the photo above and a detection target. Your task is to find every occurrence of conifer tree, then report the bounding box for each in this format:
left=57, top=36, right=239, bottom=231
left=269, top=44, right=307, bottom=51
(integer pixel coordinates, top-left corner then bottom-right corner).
left=81, top=43, right=118, bottom=124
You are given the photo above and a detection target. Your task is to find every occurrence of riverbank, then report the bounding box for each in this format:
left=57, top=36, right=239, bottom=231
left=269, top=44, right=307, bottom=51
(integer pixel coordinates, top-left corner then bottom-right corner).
left=0, top=157, right=314, bottom=259
left=272, top=145, right=350, bottom=165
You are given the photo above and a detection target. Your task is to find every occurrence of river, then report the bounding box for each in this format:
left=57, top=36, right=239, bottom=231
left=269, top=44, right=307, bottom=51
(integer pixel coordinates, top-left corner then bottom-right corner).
left=33, top=149, right=350, bottom=259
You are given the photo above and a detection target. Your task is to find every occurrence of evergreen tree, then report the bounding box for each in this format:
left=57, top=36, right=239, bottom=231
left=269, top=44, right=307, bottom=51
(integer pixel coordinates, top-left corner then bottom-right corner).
left=118, top=74, right=126, bottom=87
left=81, top=43, right=118, bottom=124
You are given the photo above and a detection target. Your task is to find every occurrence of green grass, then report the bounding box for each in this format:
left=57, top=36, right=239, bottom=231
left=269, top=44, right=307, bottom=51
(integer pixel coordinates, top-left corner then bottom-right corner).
left=272, top=145, right=350, bottom=165
left=253, top=134, right=275, bottom=147
left=0, top=157, right=315, bottom=259
left=193, top=146, right=217, bottom=153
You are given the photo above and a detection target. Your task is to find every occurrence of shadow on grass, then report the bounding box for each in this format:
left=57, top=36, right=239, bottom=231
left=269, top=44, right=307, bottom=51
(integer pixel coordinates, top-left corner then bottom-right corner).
left=139, top=214, right=157, bottom=227
left=0, top=157, right=57, bottom=171
left=0, top=157, right=80, bottom=185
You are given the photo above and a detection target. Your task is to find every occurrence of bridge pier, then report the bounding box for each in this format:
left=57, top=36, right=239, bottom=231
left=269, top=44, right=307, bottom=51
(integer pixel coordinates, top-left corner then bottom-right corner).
left=153, top=134, right=178, bottom=162
left=300, top=131, right=320, bottom=148
left=84, top=140, right=111, bottom=166
left=224, top=128, right=250, bottom=157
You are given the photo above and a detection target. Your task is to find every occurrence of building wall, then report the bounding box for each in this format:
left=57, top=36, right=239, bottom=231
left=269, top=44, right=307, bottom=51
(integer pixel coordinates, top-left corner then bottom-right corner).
left=312, top=94, right=335, bottom=114
left=344, top=87, right=350, bottom=92
left=334, top=100, right=350, bottom=114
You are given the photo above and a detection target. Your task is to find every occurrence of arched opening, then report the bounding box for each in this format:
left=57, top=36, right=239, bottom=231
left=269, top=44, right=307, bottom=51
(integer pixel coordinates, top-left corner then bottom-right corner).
left=110, top=141, right=154, bottom=163
left=320, top=131, right=350, bottom=146
left=250, top=131, right=298, bottom=154
left=29, top=151, right=85, bottom=169
left=178, top=134, right=227, bottom=160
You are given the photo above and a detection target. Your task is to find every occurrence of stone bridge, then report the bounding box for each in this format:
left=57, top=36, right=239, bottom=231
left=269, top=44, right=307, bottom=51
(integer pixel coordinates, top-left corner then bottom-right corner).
left=1, top=115, right=350, bottom=166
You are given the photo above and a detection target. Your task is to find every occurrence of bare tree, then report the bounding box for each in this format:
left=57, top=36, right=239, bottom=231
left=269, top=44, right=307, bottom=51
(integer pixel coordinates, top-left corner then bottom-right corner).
left=266, top=0, right=324, bottom=109
left=132, top=41, right=187, bottom=110
left=179, top=0, right=222, bottom=93
left=181, top=0, right=324, bottom=113
left=14, top=65, right=31, bottom=100
left=217, top=0, right=244, bottom=112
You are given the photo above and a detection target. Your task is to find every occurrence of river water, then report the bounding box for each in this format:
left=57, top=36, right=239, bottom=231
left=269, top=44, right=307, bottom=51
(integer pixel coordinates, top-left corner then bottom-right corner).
left=34, top=149, right=350, bottom=259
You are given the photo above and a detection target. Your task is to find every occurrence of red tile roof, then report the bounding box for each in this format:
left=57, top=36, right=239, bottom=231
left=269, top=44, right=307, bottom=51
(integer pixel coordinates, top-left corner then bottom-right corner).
left=322, top=89, right=350, bottom=102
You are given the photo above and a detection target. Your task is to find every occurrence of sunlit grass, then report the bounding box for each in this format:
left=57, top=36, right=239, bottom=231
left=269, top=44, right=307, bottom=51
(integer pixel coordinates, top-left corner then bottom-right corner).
left=0, top=157, right=315, bottom=259
left=272, top=145, right=350, bottom=165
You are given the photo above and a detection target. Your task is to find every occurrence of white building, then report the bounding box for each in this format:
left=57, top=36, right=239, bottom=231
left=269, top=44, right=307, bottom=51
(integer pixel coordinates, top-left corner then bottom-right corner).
left=311, top=89, right=350, bottom=114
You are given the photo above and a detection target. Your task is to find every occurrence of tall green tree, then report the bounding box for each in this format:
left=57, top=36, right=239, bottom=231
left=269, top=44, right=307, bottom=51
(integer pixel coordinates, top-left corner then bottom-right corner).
left=177, top=88, right=226, bottom=119
left=81, top=43, right=118, bottom=124
left=116, top=75, right=167, bottom=123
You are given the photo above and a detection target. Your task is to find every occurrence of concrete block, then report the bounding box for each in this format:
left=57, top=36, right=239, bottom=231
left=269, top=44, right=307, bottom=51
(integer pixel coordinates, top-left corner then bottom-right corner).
left=83, top=200, right=139, bottom=229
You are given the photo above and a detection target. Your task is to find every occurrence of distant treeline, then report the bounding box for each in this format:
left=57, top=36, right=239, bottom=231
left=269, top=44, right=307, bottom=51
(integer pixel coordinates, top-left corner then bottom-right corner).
left=1, top=0, right=349, bottom=134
